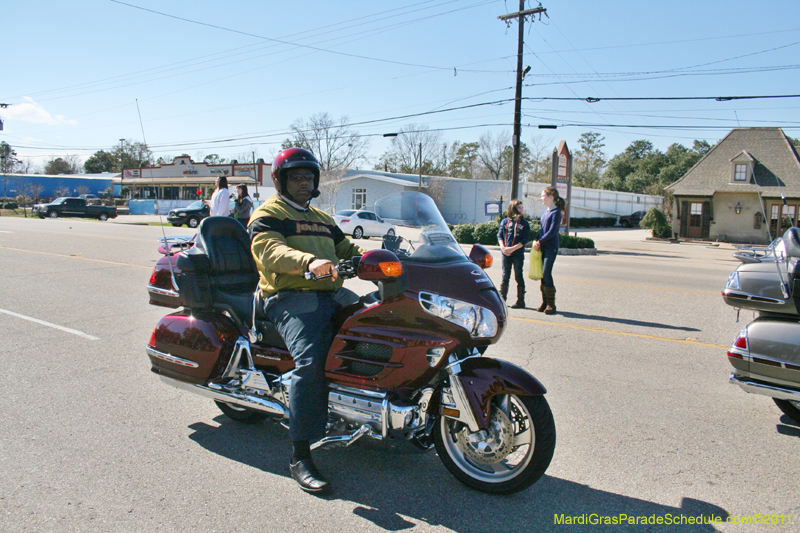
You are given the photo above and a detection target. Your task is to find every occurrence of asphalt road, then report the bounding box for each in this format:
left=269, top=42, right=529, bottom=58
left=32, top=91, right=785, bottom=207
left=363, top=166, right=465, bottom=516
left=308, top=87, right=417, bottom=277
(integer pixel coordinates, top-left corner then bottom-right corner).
left=0, top=216, right=797, bottom=532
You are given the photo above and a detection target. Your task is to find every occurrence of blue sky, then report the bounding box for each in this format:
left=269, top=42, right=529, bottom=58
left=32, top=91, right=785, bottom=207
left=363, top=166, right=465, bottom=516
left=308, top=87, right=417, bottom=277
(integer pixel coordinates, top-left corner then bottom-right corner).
left=2, top=0, right=799, bottom=170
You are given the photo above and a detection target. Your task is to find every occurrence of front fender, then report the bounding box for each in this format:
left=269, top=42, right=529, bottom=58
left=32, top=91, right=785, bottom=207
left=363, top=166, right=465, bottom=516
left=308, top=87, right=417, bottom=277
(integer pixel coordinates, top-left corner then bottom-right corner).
left=458, top=357, right=547, bottom=429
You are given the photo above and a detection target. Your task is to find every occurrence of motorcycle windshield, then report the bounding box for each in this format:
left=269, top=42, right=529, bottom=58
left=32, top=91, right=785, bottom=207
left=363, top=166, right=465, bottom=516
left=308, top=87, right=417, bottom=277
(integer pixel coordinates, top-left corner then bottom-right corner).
left=373, top=191, right=469, bottom=264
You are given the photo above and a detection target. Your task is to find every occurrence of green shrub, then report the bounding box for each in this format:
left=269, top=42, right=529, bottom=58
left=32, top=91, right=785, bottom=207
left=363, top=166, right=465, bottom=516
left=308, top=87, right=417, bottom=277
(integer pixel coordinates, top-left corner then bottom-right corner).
left=3, top=202, right=18, bottom=210
left=560, top=234, right=595, bottom=249
left=452, top=223, right=476, bottom=244
left=473, top=221, right=500, bottom=245
left=652, top=224, right=673, bottom=239
left=640, top=208, right=672, bottom=239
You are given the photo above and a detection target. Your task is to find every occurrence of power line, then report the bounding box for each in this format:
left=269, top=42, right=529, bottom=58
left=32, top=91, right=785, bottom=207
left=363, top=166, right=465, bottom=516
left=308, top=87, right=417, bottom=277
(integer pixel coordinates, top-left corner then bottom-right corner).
left=108, top=0, right=498, bottom=73
left=525, top=94, right=800, bottom=103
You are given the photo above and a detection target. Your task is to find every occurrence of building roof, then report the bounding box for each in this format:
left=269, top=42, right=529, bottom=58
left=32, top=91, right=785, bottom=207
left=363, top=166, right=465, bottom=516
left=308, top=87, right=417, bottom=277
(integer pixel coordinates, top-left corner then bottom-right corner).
left=666, top=128, right=800, bottom=198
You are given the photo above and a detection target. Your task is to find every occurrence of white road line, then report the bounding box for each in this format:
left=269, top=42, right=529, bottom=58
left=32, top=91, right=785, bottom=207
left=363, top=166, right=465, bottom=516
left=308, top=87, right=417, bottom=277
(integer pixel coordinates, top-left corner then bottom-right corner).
left=0, top=308, right=99, bottom=341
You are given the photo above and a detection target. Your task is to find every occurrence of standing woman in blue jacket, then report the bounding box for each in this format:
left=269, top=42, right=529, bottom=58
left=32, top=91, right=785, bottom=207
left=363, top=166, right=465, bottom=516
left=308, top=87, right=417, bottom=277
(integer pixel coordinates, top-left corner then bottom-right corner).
left=533, top=187, right=565, bottom=314
left=497, top=199, right=531, bottom=309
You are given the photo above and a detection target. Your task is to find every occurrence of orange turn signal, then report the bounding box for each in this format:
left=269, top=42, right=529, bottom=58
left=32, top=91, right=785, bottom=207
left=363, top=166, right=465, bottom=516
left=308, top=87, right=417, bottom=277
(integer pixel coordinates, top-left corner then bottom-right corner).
left=483, top=254, right=493, bottom=268
left=379, top=261, right=403, bottom=277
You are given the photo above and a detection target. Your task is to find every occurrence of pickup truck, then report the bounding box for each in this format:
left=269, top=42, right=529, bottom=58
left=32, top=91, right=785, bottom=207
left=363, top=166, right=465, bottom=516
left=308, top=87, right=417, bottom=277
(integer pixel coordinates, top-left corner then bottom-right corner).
left=33, top=197, right=118, bottom=221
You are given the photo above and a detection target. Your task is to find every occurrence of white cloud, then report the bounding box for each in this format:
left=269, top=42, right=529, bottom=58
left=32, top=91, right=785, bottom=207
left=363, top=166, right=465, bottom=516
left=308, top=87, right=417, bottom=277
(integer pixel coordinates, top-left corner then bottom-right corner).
left=6, top=97, right=77, bottom=126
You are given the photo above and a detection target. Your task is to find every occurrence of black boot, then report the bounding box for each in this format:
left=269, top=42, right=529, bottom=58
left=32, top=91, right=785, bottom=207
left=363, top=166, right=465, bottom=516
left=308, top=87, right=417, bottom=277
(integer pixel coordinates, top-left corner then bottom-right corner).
left=543, top=286, right=557, bottom=315
left=510, top=286, right=526, bottom=309
left=536, top=281, right=547, bottom=312
left=290, top=441, right=330, bottom=494
left=289, top=457, right=330, bottom=494
left=500, top=283, right=509, bottom=301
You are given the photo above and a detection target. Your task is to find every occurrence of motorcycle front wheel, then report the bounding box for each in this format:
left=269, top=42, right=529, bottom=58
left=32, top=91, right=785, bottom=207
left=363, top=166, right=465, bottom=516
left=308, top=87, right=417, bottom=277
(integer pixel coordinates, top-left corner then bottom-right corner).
left=434, top=394, right=555, bottom=495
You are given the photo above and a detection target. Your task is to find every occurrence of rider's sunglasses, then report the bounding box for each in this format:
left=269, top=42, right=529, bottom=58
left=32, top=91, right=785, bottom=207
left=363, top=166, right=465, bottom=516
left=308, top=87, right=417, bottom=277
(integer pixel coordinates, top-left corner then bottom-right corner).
left=287, top=172, right=315, bottom=184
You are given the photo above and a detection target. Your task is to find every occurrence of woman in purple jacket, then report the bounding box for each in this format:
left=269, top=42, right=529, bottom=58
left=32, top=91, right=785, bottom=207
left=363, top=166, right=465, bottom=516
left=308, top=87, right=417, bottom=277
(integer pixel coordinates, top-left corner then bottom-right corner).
left=533, top=187, right=565, bottom=314
left=497, top=199, right=531, bottom=308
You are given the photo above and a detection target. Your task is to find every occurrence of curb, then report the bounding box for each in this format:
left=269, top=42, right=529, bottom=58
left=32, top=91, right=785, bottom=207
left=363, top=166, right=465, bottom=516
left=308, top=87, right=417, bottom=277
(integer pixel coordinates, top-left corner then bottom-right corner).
left=558, top=248, right=598, bottom=256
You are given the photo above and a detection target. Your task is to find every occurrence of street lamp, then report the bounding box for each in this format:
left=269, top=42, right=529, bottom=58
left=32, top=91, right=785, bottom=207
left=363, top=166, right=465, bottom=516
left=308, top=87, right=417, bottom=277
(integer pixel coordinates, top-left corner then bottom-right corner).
left=383, top=133, right=423, bottom=192
left=119, top=139, right=126, bottom=200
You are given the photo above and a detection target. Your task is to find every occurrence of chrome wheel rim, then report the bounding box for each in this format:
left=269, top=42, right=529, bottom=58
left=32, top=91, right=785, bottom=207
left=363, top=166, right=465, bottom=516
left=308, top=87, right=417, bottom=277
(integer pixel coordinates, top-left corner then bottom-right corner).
left=440, top=394, right=535, bottom=483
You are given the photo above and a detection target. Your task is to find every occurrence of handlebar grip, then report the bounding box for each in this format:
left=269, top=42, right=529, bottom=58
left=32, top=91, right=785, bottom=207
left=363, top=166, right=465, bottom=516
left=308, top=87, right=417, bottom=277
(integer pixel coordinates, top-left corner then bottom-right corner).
left=304, top=267, right=338, bottom=281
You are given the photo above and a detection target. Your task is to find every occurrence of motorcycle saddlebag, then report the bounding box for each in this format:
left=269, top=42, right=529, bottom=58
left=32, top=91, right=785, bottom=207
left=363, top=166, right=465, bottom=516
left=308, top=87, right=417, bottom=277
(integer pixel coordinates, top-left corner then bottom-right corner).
left=176, top=247, right=213, bottom=309
left=147, top=310, right=239, bottom=384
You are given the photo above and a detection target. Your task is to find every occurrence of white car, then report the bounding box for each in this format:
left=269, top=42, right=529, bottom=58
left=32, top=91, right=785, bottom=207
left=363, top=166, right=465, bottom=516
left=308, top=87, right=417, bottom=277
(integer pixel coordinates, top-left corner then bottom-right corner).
left=333, top=209, right=395, bottom=239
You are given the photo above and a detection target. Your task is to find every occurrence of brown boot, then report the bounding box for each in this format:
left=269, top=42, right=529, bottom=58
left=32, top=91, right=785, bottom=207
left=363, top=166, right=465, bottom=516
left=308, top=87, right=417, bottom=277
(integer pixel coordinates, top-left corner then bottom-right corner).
left=543, top=286, right=557, bottom=315
left=536, top=281, right=547, bottom=312
left=500, top=283, right=508, bottom=301
left=510, top=285, right=525, bottom=309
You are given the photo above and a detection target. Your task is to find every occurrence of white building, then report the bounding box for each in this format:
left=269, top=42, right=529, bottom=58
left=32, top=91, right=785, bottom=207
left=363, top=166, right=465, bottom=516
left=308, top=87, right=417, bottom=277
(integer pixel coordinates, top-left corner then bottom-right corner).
left=326, top=169, right=661, bottom=224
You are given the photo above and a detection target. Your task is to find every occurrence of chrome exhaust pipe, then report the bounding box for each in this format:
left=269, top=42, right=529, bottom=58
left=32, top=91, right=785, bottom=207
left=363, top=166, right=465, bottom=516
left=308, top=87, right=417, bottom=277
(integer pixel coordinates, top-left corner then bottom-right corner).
left=160, top=376, right=287, bottom=418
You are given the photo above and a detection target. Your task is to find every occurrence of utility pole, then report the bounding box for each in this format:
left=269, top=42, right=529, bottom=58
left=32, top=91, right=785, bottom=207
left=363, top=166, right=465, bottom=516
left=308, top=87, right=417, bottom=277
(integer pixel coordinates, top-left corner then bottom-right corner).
left=418, top=142, right=422, bottom=192
left=499, top=2, right=546, bottom=200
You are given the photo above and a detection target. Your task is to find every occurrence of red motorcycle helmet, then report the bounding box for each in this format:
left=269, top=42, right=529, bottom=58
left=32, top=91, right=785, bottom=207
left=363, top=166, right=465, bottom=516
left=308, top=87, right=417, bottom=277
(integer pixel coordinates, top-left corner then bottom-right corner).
left=272, top=148, right=321, bottom=196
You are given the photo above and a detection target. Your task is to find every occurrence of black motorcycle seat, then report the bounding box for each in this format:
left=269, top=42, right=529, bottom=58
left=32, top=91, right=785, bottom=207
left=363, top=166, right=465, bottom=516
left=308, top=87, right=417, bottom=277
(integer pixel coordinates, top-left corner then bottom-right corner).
left=784, top=227, right=800, bottom=258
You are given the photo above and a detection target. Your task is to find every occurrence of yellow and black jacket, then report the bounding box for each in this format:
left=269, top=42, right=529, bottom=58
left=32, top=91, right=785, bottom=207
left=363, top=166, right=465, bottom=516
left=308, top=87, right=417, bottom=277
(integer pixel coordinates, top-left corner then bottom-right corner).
left=249, top=194, right=364, bottom=296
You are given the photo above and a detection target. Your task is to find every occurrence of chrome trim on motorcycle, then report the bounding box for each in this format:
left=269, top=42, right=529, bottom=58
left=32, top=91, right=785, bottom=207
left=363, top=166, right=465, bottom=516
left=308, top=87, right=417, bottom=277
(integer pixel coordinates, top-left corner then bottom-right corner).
left=722, top=290, right=786, bottom=305
left=159, top=375, right=286, bottom=417
left=146, top=284, right=180, bottom=299
left=221, top=338, right=257, bottom=380
left=311, top=424, right=380, bottom=450
left=730, top=374, right=800, bottom=402
left=146, top=345, right=199, bottom=368
left=443, top=353, right=481, bottom=432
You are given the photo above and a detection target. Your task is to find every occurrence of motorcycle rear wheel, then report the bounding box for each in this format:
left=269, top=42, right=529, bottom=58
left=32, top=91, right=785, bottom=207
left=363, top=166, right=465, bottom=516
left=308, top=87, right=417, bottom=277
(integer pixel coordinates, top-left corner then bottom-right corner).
left=434, top=394, right=555, bottom=495
left=214, top=400, right=268, bottom=424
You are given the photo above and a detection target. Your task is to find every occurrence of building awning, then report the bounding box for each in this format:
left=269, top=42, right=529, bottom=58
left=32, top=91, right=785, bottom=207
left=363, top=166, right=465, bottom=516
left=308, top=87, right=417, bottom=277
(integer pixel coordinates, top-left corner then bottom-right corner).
left=112, top=176, right=258, bottom=186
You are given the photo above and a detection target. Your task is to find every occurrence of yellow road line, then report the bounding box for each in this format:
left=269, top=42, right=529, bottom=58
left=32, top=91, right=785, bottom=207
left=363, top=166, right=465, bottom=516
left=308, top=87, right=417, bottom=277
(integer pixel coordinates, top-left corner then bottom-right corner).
left=0, top=245, right=152, bottom=269
left=556, top=277, right=718, bottom=296
left=16, top=228, right=156, bottom=242
left=510, top=316, right=727, bottom=349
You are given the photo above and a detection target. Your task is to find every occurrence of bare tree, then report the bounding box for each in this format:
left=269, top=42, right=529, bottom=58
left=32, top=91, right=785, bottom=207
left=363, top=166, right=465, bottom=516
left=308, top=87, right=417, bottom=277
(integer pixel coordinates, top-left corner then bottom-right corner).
left=376, top=124, right=445, bottom=175
left=477, top=131, right=511, bottom=180
left=425, top=177, right=448, bottom=208
left=283, top=113, right=369, bottom=172
left=54, top=182, right=71, bottom=198
left=527, top=134, right=554, bottom=183
left=28, top=183, right=44, bottom=203
left=16, top=157, right=37, bottom=174
left=318, top=169, right=347, bottom=213
left=12, top=176, right=32, bottom=216
left=487, top=183, right=511, bottom=203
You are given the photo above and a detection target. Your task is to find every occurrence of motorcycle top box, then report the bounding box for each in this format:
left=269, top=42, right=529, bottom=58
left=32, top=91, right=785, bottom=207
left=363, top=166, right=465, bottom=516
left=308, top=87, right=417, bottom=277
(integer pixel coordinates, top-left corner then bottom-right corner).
left=145, top=191, right=555, bottom=495
left=723, top=227, right=800, bottom=316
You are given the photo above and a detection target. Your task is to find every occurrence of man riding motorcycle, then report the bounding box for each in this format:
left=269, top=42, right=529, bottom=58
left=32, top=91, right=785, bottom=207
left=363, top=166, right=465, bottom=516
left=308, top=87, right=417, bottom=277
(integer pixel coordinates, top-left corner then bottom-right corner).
left=247, top=148, right=365, bottom=494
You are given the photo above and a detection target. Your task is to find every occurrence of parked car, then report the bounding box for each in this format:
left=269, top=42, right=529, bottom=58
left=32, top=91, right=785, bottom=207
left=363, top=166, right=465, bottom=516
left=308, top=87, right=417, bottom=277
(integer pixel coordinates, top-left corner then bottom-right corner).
left=333, top=209, right=395, bottom=239
left=32, top=197, right=117, bottom=221
left=166, top=199, right=238, bottom=228
left=618, top=210, right=647, bottom=228
left=166, top=201, right=210, bottom=228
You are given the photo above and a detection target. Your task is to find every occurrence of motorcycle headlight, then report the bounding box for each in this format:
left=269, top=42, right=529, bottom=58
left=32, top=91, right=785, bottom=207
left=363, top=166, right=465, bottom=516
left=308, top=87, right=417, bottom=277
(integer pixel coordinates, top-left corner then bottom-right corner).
left=726, top=271, right=740, bottom=290
left=418, top=291, right=498, bottom=338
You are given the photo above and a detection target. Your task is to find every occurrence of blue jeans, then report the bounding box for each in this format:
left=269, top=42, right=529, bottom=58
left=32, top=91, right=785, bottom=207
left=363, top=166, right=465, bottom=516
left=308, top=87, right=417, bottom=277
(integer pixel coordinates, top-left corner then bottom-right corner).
left=501, top=251, right=525, bottom=293
left=541, top=246, right=558, bottom=287
left=264, top=289, right=356, bottom=442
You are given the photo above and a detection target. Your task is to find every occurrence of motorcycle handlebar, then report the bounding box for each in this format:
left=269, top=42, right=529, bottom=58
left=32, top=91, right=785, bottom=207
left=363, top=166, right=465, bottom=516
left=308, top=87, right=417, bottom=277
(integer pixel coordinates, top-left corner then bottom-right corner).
left=304, top=256, right=360, bottom=281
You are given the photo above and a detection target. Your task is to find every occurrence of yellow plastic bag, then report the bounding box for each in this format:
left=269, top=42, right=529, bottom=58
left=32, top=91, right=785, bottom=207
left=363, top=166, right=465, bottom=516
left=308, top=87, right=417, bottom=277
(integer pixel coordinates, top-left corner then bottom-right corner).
left=528, top=249, right=543, bottom=280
